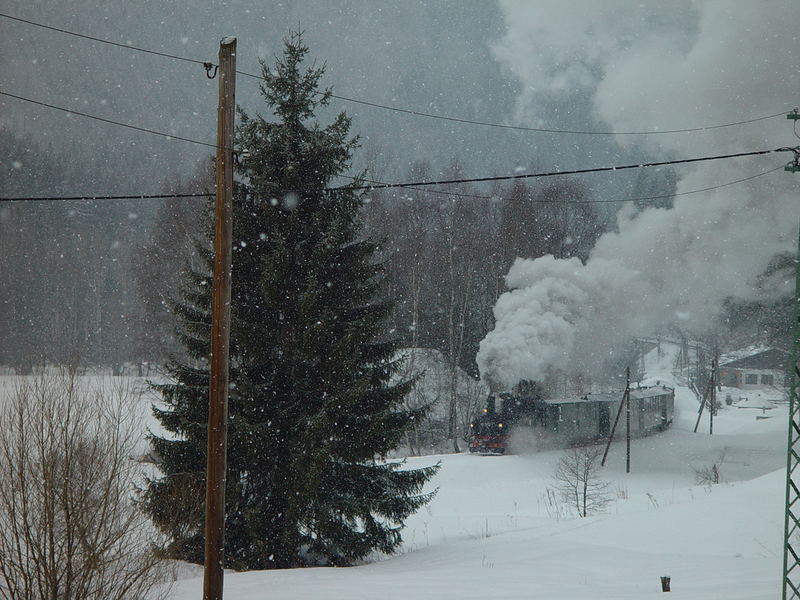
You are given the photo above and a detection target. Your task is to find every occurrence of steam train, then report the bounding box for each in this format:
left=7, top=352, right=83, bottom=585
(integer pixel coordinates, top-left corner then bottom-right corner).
left=468, top=385, right=674, bottom=454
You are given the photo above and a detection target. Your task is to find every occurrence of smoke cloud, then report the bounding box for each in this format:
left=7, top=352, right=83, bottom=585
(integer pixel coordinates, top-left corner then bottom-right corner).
left=479, top=0, right=800, bottom=391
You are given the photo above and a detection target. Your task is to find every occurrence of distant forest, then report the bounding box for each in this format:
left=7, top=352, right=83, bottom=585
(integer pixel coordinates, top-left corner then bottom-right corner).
left=0, top=127, right=791, bottom=376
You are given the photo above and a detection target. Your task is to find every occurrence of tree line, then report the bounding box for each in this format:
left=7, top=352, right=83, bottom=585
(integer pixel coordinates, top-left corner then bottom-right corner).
left=0, top=129, right=151, bottom=374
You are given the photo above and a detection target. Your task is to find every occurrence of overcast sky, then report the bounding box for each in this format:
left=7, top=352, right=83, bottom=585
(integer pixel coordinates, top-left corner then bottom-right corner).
left=1, top=0, right=668, bottom=196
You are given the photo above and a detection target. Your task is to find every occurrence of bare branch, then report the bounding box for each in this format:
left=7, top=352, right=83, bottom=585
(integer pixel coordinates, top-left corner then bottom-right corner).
left=0, top=371, right=171, bottom=600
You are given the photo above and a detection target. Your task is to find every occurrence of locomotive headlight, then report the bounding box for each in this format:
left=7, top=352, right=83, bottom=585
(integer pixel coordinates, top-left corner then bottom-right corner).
left=498, top=423, right=503, bottom=428
left=469, top=423, right=474, bottom=428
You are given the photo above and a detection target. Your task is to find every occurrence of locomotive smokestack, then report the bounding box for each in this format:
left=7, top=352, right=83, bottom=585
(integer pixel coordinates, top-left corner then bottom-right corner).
left=483, top=374, right=506, bottom=396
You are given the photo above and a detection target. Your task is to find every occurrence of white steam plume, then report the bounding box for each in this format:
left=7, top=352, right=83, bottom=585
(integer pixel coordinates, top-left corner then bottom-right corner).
left=479, top=1, right=800, bottom=391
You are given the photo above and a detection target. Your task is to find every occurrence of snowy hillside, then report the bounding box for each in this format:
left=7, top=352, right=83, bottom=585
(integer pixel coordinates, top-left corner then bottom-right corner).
left=164, top=346, right=789, bottom=599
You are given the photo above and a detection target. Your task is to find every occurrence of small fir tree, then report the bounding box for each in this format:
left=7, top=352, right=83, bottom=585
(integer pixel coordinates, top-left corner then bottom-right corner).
left=143, top=32, right=437, bottom=570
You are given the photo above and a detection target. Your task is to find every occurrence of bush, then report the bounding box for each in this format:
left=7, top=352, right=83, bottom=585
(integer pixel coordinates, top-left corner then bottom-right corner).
left=693, top=449, right=726, bottom=486
left=552, top=445, right=611, bottom=518
left=0, top=371, right=169, bottom=599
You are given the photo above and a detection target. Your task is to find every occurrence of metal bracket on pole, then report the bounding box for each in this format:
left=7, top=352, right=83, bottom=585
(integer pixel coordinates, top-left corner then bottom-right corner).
left=785, top=150, right=800, bottom=173
left=783, top=114, right=800, bottom=171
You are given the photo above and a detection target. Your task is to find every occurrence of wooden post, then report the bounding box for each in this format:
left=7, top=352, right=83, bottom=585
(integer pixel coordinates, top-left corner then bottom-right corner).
left=709, top=358, right=716, bottom=435
left=693, top=374, right=712, bottom=434
left=204, top=36, right=236, bottom=600
left=625, top=367, right=631, bottom=473
left=601, top=367, right=630, bottom=468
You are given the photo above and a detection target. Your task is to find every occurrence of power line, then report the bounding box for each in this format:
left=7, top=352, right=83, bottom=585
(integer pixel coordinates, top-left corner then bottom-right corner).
left=0, top=12, right=207, bottom=66
left=336, top=147, right=798, bottom=191
left=368, top=165, right=784, bottom=204
left=0, top=192, right=213, bottom=203
left=10, top=87, right=788, bottom=190
left=2, top=11, right=790, bottom=137
left=617, top=165, right=784, bottom=204
left=209, top=67, right=794, bottom=137
left=0, top=91, right=220, bottom=149
left=1, top=162, right=786, bottom=204
left=320, top=89, right=786, bottom=136
left=3, top=88, right=792, bottom=203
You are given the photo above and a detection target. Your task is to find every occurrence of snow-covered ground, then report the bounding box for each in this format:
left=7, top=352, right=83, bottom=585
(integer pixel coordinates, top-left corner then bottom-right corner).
left=163, top=347, right=789, bottom=599
left=0, top=350, right=789, bottom=599
left=166, top=395, right=786, bottom=599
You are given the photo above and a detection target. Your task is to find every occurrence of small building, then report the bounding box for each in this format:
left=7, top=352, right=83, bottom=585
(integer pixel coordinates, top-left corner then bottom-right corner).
left=718, top=348, right=788, bottom=390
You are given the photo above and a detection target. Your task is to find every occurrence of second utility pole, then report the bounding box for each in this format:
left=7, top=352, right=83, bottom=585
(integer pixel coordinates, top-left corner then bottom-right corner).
left=601, top=366, right=631, bottom=472
left=204, top=36, right=236, bottom=600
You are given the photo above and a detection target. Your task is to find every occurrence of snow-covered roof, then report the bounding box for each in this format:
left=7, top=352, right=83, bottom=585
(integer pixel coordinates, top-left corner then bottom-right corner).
left=544, top=385, right=673, bottom=405
left=719, top=345, right=774, bottom=365
left=719, top=348, right=789, bottom=371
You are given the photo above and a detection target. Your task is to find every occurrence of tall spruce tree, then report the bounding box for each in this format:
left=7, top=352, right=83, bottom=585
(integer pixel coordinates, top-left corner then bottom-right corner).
left=143, top=33, right=437, bottom=570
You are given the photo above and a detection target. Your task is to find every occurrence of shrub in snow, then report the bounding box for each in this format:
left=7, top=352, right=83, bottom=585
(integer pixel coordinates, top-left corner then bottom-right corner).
left=0, top=371, right=170, bottom=600
left=552, top=445, right=611, bottom=518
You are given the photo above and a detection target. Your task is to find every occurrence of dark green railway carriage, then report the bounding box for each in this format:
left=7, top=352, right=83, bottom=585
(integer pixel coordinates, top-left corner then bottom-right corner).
left=534, top=385, right=674, bottom=445
left=469, top=385, right=675, bottom=452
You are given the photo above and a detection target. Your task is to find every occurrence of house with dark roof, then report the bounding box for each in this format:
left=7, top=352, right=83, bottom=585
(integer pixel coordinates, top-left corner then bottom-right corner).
left=718, top=348, right=789, bottom=390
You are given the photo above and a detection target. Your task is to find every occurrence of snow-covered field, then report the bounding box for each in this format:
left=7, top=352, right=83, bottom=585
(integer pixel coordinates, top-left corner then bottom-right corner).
left=0, top=358, right=789, bottom=599
left=166, top=409, right=786, bottom=598
left=166, top=378, right=788, bottom=599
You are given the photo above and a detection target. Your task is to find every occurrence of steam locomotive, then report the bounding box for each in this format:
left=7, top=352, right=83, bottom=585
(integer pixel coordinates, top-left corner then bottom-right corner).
left=468, top=385, right=674, bottom=454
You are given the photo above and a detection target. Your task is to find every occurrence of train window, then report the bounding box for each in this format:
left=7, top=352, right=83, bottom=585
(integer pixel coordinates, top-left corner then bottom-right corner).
left=761, top=374, right=774, bottom=385
left=745, top=374, right=758, bottom=384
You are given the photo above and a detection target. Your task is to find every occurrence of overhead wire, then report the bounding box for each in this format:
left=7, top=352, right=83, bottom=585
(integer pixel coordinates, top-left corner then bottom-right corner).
left=307, top=86, right=786, bottom=136
left=6, top=86, right=794, bottom=199
left=0, top=192, right=213, bottom=203
left=363, top=165, right=785, bottom=205
left=1, top=159, right=788, bottom=204
left=2, top=15, right=795, bottom=205
left=334, top=147, right=797, bottom=191
left=0, top=91, right=221, bottom=149
left=0, top=12, right=207, bottom=66
left=7, top=86, right=790, bottom=184
left=1, top=11, right=791, bottom=137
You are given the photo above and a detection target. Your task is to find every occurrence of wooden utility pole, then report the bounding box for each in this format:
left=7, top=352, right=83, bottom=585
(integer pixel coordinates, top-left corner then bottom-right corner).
left=693, top=360, right=716, bottom=435
left=204, top=36, right=236, bottom=600
left=693, top=376, right=710, bottom=433
left=601, top=367, right=631, bottom=469
left=625, top=367, right=631, bottom=474
left=709, top=358, right=716, bottom=435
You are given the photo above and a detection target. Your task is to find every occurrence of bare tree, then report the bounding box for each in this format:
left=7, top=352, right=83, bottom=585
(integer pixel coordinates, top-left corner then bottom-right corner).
left=132, top=157, right=210, bottom=367
left=693, top=448, right=726, bottom=486
left=553, top=445, right=611, bottom=518
left=0, top=371, right=170, bottom=600
left=435, top=160, right=485, bottom=452
left=458, top=376, right=489, bottom=444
